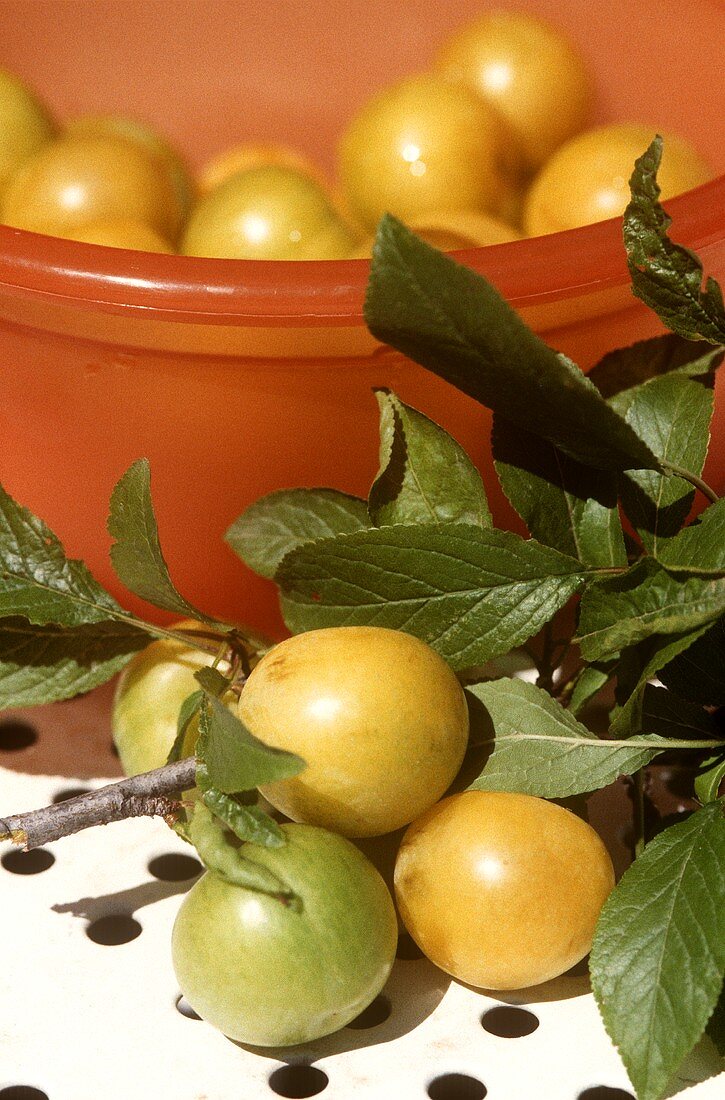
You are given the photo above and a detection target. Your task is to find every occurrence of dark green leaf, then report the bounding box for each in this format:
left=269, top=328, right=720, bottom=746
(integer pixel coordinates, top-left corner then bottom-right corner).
left=225, top=488, right=370, bottom=580
left=624, top=136, right=725, bottom=344
left=0, top=616, right=147, bottom=709
left=635, top=684, right=718, bottom=741
left=194, top=666, right=232, bottom=696
left=576, top=560, right=725, bottom=662
left=466, top=678, right=666, bottom=798
left=590, top=802, right=725, bottom=1100
left=0, top=482, right=126, bottom=626
left=609, top=373, right=714, bottom=555
left=369, top=390, right=491, bottom=528
left=364, top=215, right=661, bottom=472
left=568, top=661, right=618, bottom=716
left=278, top=524, right=587, bottom=670
left=659, top=618, right=725, bottom=706
left=589, top=333, right=723, bottom=399
left=197, top=694, right=305, bottom=794
left=608, top=626, right=714, bottom=739
left=108, top=459, right=215, bottom=621
left=492, top=415, right=626, bottom=567
left=706, top=986, right=725, bottom=1057
left=196, top=763, right=285, bottom=847
left=695, top=757, right=725, bottom=805
left=655, top=499, right=725, bottom=576
left=166, top=689, right=203, bottom=765
left=188, top=800, right=298, bottom=905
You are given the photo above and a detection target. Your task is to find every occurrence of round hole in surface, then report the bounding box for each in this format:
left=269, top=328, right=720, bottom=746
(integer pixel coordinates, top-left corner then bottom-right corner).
left=578, top=1089, right=635, bottom=1100
left=86, top=914, right=142, bottom=945
left=0, top=721, right=38, bottom=751
left=396, top=932, right=424, bottom=960
left=481, top=1005, right=539, bottom=1038
left=268, top=1065, right=328, bottom=1098
left=1, top=848, right=55, bottom=875
left=52, top=786, right=90, bottom=803
left=346, top=994, right=391, bottom=1029
left=148, top=852, right=203, bottom=882
left=427, top=1073, right=487, bottom=1100
left=175, top=994, right=201, bottom=1020
left=0, top=1089, right=49, bottom=1099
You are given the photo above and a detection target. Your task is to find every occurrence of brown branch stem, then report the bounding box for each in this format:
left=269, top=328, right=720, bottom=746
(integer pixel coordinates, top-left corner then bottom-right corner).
left=0, top=758, right=197, bottom=850
left=661, top=461, right=720, bottom=504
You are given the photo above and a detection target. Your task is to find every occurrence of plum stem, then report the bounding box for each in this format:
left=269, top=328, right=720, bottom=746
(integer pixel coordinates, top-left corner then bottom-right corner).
left=0, top=757, right=196, bottom=850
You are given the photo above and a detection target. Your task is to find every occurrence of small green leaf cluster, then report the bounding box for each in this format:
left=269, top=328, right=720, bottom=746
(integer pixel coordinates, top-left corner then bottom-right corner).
left=224, top=140, right=725, bottom=1100
left=0, top=138, right=723, bottom=1095
left=0, top=456, right=305, bottom=900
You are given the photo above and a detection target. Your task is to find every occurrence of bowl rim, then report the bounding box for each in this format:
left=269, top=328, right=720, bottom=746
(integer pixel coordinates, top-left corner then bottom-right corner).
left=0, top=175, right=722, bottom=327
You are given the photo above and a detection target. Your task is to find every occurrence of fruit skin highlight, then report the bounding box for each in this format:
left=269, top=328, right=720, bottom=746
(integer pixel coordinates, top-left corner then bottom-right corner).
left=181, top=164, right=356, bottom=260
left=238, top=626, right=469, bottom=838
left=2, top=134, right=181, bottom=240
left=171, top=824, right=398, bottom=1046
left=338, top=73, right=508, bottom=231
left=394, top=789, right=615, bottom=990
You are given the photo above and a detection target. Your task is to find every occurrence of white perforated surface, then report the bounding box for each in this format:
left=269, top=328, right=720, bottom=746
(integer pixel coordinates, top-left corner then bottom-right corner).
left=0, top=767, right=722, bottom=1100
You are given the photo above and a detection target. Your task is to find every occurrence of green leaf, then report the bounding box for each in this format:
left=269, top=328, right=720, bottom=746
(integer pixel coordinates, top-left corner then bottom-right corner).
left=590, top=802, right=725, bottom=1100
left=695, top=757, right=725, bottom=805
left=108, top=459, right=215, bottom=621
left=635, top=684, right=718, bottom=741
left=576, top=559, right=725, bottom=662
left=196, top=763, right=285, bottom=848
left=188, top=800, right=299, bottom=906
left=589, top=333, right=723, bottom=399
left=466, top=678, right=666, bottom=798
left=706, top=987, right=725, bottom=1057
left=369, top=390, right=491, bottom=528
left=655, top=499, right=725, bottom=576
left=608, top=626, right=714, bottom=740
left=609, top=373, right=714, bottom=556
left=196, top=694, right=305, bottom=794
left=624, top=136, right=725, bottom=344
left=277, top=524, right=587, bottom=670
left=225, top=488, right=370, bottom=580
left=492, top=415, right=626, bottom=567
left=166, top=689, right=203, bottom=765
left=194, top=666, right=232, bottom=696
left=568, top=661, right=618, bottom=716
left=0, top=616, right=148, bottom=708
left=659, top=618, right=725, bottom=706
left=364, top=215, right=662, bottom=472
left=0, top=481, right=127, bottom=626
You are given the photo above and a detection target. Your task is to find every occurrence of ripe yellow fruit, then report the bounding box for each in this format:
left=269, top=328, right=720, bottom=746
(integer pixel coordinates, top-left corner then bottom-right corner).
left=349, top=209, right=521, bottom=257
left=61, top=218, right=173, bottom=253
left=182, top=164, right=356, bottom=260
left=338, top=74, right=509, bottom=231
left=238, top=626, right=469, bottom=837
left=2, top=134, right=181, bottom=241
left=198, top=142, right=326, bottom=196
left=523, top=123, right=713, bottom=236
left=435, top=11, right=593, bottom=173
left=395, top=790, right=615, bottom=989
left=65, top=113, right=194, bottom=232
left=0, top=68, right=54, bottom=199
